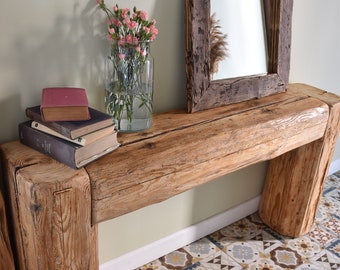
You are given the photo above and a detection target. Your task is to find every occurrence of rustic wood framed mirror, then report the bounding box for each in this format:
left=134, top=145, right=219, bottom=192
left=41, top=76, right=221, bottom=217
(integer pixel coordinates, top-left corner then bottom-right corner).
left=185, top=0, right=293, bottom=112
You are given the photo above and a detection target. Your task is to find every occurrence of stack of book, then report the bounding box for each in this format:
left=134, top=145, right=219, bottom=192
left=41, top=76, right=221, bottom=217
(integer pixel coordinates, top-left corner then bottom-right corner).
left=19, top=88, right=119, bottom=169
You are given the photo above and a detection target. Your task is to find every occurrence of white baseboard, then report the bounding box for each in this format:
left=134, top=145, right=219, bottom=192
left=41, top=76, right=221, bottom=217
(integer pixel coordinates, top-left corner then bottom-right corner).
left=328, top=158, right=340, bottom=175
left=100, top=196, right=261, bottom=270
left=100, top=159, right=340, bottom=270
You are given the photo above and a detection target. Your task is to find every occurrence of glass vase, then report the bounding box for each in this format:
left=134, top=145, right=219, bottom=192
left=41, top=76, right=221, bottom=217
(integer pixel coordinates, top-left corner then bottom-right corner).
left=105, top=42, right=154, bottom=132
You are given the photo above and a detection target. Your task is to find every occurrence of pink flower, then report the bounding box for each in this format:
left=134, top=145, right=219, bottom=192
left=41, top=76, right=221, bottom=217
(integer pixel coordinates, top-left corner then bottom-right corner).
left=139, top=10, right=148, bottom=20
left=123, top=17, right=130, bottom=25
left=108, top=27, right=115, bottom=34
left=118, top=53, right=125, bottom=60
left=126, top=34, right=133, bottom=44
left=121, top=8, right=130, bottom=18
left=98, top=4, right=159, bottom=45
left=150, top=35, right=156, bottom=41
left=106, top=34, right=114, bottom=41
left=141, top=49, right=147, bottom=57
left=118, top=37, right=126, bottom=46
left=128, top=21, right=137, bottom=30
left=150, top=25, right=158, bottom=35
left=114, top=19, right=122, bottom=27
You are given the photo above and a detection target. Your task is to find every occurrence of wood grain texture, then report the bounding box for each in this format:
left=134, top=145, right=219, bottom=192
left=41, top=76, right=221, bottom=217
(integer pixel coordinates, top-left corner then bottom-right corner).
left=259, top=84, right=340, bottom=236
left=87, top=86, right=329, bottom=224
left=0, top=189, right=15, bottom=270
left=0, top=142, right=52, bottom=270
left=0, top=142, right=98, bottom=270
left=185, top=0, right=293, bottom=112
left=1, top=84, right=339, bottom=269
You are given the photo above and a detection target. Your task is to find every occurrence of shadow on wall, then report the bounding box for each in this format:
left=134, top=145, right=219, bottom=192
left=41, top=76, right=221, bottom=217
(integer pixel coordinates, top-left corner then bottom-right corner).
left=0, top=1, right=108, bottom=144
left=1, top=0, right=187, bottom=144
left=0, top=94, right=22, bottom=143
left=151, top=0, right=187, bottom=112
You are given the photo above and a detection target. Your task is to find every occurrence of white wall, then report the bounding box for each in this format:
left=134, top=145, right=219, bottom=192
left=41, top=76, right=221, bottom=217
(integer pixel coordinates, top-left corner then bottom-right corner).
left=290, top=0, right=340, bottom=159
left=1, top=0, right=339, bottom=265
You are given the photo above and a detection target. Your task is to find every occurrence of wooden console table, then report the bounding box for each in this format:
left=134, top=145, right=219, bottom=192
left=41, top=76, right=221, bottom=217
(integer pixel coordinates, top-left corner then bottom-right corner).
left=1, top=84, right=340, bottom=269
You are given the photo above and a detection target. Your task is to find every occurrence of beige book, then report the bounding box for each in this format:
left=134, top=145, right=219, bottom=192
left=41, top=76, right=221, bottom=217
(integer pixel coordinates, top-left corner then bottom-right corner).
left=31, top=121, right=116, bottom=146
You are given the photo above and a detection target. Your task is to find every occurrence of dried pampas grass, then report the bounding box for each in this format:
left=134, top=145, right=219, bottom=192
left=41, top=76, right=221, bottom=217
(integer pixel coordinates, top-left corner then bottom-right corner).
left=210, top=13, right=228, bottom=77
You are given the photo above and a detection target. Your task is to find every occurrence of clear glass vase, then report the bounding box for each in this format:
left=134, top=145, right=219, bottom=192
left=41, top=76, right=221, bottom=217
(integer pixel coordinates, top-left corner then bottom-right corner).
left=105, top=42, right=154, bottom=132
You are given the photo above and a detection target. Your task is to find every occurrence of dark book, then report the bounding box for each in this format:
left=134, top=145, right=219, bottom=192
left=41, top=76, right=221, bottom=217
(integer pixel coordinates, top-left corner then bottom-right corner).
left=19, top=121, right=120, bottom=169
left=40, top=87, right=91, bottom=121
left=26, top=106, right=114, bottom=139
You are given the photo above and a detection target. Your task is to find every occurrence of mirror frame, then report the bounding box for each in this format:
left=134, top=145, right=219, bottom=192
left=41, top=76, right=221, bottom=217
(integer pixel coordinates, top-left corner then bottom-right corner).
left=185, top=0, right=293, bottom=112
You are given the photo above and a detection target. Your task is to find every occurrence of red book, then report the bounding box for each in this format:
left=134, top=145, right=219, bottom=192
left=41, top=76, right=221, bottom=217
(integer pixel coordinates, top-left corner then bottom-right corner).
left=40, top=87, right=91, bottom=122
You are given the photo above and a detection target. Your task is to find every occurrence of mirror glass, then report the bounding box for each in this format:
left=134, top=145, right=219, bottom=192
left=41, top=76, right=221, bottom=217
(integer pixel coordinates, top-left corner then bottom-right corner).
left=210, top=0, right=268, bottom=80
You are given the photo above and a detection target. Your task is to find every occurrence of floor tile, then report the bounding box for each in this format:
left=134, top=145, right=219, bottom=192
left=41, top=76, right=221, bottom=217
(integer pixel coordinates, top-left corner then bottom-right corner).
left=136, top=171, right=340, bottom=270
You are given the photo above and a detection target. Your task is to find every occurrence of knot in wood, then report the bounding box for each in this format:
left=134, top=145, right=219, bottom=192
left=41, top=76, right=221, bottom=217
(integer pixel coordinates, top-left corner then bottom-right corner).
left=261, top=108, right=274, bottom=114
left=146, top=142, right=156, bottom=149
left=30, top=203, right=43, bottom=213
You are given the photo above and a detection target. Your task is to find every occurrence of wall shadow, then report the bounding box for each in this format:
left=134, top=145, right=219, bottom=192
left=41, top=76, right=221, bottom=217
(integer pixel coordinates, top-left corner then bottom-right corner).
left=0, top=1, right=108, bottom=144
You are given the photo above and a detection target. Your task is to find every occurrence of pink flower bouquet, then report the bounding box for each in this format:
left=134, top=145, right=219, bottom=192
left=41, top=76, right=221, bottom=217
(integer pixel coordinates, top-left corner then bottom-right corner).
left=97, top=1, right=158, bottom=132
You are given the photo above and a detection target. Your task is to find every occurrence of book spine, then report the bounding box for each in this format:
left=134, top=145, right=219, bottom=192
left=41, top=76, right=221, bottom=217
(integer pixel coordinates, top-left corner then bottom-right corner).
left=25, top=107, right=73, bottom=138
left=19, top=122, right=78, bottom=169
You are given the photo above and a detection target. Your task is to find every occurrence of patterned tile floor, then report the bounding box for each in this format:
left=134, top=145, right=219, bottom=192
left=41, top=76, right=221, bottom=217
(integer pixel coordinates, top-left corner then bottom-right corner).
left=137, top=171, right=340, bottom=270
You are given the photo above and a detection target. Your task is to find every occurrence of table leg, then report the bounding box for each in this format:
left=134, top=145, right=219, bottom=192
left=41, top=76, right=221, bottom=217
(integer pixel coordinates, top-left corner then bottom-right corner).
left=260, top=86, right=340, bottom=237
